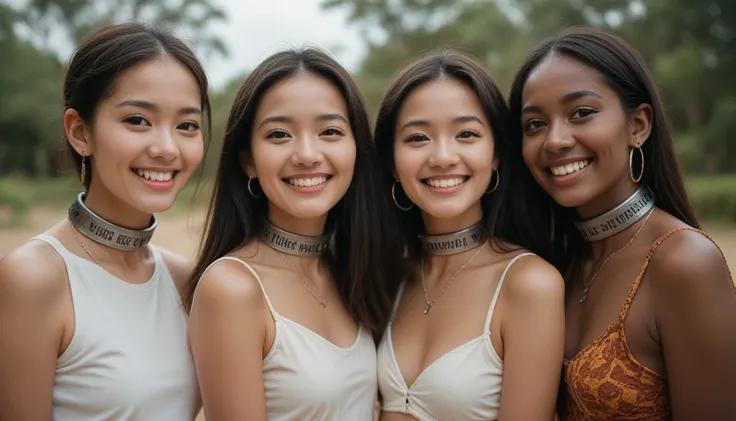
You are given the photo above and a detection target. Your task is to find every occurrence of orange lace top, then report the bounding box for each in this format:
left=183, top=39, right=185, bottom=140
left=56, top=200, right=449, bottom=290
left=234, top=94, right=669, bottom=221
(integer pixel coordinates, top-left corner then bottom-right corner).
left=563, top=228, right=729, bottom=421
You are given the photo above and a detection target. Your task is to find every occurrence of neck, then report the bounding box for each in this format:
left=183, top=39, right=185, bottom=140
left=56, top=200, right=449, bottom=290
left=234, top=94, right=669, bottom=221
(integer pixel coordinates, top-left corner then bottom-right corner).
left=84, top=185, right=154, bottom=230
left=261, top=218, right=331, bottom=259
left=419, top=218, right=487, bottom=256
left=68, top=192, right=156, bottom=253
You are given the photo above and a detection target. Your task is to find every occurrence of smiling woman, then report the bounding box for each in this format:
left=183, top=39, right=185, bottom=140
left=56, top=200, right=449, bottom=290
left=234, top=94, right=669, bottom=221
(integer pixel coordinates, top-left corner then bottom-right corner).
left=0, top=22, right=211, bottom=421
left=185, top=47, right=404, bottom=421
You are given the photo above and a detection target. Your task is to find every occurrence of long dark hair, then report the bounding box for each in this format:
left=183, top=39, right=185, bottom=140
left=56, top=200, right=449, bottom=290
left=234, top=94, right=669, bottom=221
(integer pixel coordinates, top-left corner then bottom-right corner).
left=508, top=26, right=700, bottom=276
left=374, top=50, right=558, bottom=269
left=186, top=48, right=405, bottom=337
left=63, top=21, right=212, bottom=189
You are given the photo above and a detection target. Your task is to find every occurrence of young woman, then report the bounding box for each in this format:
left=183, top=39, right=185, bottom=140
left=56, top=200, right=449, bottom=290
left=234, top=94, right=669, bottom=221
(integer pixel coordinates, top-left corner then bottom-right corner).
left=186, top=48, right=404, bottom=421
left=374, top=51, right=565, bottom=421
left=0, top=22, right=210, bottom=420
left=509, top=27, right=736, bottom=420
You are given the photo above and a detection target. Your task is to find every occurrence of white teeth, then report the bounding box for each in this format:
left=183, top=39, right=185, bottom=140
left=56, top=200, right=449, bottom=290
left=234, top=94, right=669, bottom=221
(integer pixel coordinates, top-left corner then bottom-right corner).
left=287, top=176, right=328, bottom=187
left=550, top=160, right=590, bottom=176
left=426, top=177, right=465, bottom=188
left=135, top=169, right=174, bottom=181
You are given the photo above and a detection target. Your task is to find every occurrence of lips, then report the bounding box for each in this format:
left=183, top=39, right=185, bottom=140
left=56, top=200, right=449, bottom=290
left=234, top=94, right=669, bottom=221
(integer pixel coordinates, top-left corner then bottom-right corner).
left=133, top=168, right=178, bottom=181
left=549, top=159, right=591, bottom=176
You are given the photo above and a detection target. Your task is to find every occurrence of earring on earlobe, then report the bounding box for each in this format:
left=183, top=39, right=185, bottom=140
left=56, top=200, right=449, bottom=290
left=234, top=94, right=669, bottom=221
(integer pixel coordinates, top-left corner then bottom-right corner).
left=247, top=177, right=263, bottom=198
left=485, top=169, right=500, bottom=195
left=629, top=144, right=644, bottom=183
left=391, top=181, right=413, bottom=211
left=80, top=153, right=87, bottom=186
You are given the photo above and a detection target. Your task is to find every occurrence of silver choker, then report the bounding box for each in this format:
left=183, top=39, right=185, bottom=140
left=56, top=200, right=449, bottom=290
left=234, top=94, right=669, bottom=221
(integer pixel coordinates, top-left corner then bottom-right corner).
left=575, top=186, right=655, bottom=242
left=262, top=220, right=330, bottom=257
left=419, top=220, right=487, bottom=255
left=68, top=192, right=156, bottom=251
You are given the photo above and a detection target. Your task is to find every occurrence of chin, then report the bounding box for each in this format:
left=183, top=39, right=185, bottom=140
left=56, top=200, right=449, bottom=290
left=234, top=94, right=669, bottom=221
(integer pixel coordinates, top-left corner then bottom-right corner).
left=546, top=189, right=592, bottom=209
left=132, top=196, right=178, bottom=215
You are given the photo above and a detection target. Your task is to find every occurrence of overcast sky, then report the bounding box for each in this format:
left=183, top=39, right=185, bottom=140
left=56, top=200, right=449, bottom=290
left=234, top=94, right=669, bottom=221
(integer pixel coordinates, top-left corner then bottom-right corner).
left=202, top=0, right=366, bottom=88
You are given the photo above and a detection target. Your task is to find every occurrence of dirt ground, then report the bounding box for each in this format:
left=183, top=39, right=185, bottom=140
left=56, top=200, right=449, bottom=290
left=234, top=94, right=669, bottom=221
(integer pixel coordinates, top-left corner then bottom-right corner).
left=1, top=209, right=735, bottom=421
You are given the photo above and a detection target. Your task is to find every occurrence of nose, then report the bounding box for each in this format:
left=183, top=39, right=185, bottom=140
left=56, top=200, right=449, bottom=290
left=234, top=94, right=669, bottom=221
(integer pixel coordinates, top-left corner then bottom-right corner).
left=428, top=137, right=460, bottom=168
left=543, top=120, right=575, bottom=154
left=148, top=128, right=180, bottom=161
left=291, top=136, right=323, bottom=167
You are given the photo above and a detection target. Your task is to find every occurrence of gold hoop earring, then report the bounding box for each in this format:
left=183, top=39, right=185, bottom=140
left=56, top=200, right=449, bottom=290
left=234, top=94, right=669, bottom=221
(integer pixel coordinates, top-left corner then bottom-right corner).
left=247, top=177, right=262, bottom=198
left=392, top=181, right=413, bottom=211
left=80, top=154, right=87, bottom=186
left=485, top=169, right=499, bottom=195
left=629, top=146, right=644, bottom=183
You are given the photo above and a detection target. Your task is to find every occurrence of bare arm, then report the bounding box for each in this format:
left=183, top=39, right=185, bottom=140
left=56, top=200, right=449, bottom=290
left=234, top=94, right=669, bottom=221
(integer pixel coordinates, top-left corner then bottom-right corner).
left=650, top=231, right=736, bottom=420
left=0, top=243, right=68, bottom=420
left=187, top=260, right=270, bottom=421
left=497, top=256, right=565, bottom=421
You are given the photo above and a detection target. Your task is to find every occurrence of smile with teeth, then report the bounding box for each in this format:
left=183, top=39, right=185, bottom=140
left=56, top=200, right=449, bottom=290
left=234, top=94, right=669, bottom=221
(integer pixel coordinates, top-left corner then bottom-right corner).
left=133, top=168, right=177, bottom=182
left=423, top=177, right=468, bottom=188
left=285, top=176, right=329, bottom=187
left=549, top=159, right=591, bottom=176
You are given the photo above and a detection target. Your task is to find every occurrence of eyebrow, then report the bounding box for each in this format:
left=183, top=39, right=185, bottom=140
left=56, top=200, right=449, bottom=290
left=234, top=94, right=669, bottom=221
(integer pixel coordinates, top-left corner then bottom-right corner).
left=399, top=115, right=484, bottom=130
left=521, top=89, right=603, bottom=116
left=116, top=99, right=201, bottom=116
left=257, top=113, right=349, bottom=129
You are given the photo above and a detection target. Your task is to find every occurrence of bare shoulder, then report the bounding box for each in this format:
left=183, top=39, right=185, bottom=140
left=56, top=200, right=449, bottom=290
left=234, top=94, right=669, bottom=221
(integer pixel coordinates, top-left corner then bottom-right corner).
left=647, top=228, right=733, bottom=297
left=0, top=239, right=68, bottom=304
left=502, top=251, right=565, bottom=304
left=190, top=257, right=268, bottom=314
left=154, top=246, right=192, bottom=292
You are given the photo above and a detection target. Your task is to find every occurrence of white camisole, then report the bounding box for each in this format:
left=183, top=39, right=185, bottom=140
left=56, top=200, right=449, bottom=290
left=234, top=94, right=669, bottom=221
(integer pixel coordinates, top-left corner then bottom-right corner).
left=377, top=252, right=535, bottom=421
left=201, top=257, right=378, bottom=421
left=34, top=234, right=199, bottom=421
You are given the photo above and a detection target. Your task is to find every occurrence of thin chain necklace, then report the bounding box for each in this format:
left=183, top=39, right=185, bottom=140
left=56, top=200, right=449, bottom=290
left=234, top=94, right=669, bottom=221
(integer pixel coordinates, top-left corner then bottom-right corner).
left=421, top=242, right=485, bottom=315
left=71, top=224, right=106, bottom=270
left=580, top=209, right=654, bottom=303
left=275, top=251, right=327, bottom=308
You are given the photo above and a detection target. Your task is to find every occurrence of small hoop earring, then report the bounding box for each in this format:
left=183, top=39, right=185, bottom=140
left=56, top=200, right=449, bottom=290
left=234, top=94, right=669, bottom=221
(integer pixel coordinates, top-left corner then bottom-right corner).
left=247, top=177, right=262, bottom=198
left=629, top=146, right=644, bottom=183
left=80, top=154, right=87, bottom=186
left=392, top=181, right=413, bottom=211
left=485, top=169, right=499, bottom=195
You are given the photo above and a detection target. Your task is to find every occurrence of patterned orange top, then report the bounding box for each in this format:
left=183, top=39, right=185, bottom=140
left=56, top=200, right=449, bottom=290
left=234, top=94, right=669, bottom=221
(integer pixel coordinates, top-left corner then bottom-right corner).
left=563, top=228, right=731, bottom=421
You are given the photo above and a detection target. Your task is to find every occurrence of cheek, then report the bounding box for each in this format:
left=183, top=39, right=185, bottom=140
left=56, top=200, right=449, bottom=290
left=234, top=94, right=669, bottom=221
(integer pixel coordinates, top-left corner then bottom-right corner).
left=181, top=137, right=205, bottom=168
left=333, top=140, right=357, bottom=174
left=521, top=138, right=540, bottom=170
left=393, top=148, right=422, bottom=181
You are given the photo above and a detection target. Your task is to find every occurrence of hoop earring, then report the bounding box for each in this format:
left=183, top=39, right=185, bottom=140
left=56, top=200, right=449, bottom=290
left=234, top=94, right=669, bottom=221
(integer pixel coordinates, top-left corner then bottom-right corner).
left=392, top=181, right=413, bottom=211
left=80, top=154, right=87, bottom=186
left=629, top=146, right=644, bottom=183
left=485, top=169, right=499, bottom=195
left=247, top=177, right=262, bottom=198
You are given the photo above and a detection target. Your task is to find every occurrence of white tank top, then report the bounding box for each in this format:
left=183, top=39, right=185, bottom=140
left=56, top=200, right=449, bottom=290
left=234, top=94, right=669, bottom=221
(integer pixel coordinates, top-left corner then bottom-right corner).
left=33, top=234, right=199, bottom=421
left=200, top=257, right=378, bottom=421
left=377, top=253, right=534, bottom=421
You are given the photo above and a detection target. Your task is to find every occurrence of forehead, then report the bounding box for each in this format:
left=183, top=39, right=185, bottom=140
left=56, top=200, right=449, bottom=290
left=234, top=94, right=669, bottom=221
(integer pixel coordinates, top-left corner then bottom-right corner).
left=522, top=53, right=612, bottom=105
left=398, top=77, right=487, bottom=124
left=106, top=55, right=201, bottom=106
left=256, top=72, right=348, bottom=118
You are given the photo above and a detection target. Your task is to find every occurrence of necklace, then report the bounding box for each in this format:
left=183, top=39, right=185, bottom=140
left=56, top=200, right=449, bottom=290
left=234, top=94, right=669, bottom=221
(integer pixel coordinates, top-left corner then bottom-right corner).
left=575, top=186, right=655, bottom=242
left=421, top=242, right=485, bottom=314
left=262, top=219, right=330, bottom=257
left=419, top=219, right=487, bottom=255
left=68, top=192, right=156, bottom=251
left=70, top=224, right=106, bottom=271
left=275, top=251, right=327, bottom=308
left=580, top=208, right=654, bottom=303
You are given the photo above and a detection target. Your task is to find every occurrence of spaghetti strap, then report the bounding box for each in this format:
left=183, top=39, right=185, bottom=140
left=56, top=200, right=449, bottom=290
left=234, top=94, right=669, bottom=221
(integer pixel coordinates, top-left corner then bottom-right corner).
left=620, top=227, right=733, bottom=320
left=390, top=282, right=405, bottom=322
left=200, top=256, right=277, bottom=316
left=483, top=252, right=536, bottom=332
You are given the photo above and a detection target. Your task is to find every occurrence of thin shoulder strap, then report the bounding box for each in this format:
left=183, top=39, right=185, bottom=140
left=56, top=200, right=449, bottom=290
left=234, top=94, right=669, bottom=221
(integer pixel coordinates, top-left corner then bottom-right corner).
left=390, top=282, right=406, bottom=322
left=32, top=234, right=71, bottom=257
left=202, top=256, right=276, bottom=316
left=484, top=252, right=536, bottom=332
left=619, top=227, right=733, bottom=320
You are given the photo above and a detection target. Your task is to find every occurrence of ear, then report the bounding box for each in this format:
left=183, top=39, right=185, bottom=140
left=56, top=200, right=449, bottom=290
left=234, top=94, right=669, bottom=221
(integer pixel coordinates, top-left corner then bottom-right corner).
left=239, top=151, right=256, bottom=178
left=628, top=103, right=653, bottom=148
left=64, top=108, right=93, bottom=156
